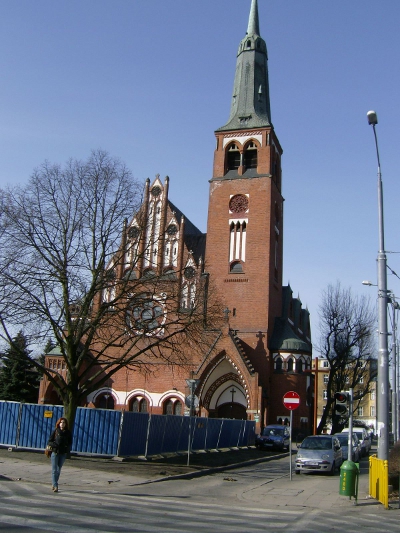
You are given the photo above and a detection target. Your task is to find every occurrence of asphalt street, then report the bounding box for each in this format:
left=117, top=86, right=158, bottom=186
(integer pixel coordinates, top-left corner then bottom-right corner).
left=0, top=446, right=399, bottom=532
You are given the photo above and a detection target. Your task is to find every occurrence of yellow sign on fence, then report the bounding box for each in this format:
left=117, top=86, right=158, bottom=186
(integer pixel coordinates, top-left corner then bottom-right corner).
left=44, top=411, right=53, bottom=418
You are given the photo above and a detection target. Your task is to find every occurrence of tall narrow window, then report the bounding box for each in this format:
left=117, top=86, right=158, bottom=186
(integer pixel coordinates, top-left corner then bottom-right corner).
left=226, top=143, right=240, bottom=171
left=296, top=359, right=303, bottom=373
left=244, top=141, right=257, bottom=169
left=229, top=221, right=246, bottom=272
left=180, top=282, right=196, bottom=310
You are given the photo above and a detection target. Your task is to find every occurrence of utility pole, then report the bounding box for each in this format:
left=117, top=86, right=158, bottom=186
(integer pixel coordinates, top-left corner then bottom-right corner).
left=367, top=110, right=390, bottom=460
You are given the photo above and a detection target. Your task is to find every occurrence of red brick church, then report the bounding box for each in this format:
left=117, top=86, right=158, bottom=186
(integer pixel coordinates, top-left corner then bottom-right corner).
left=40, top=0, right=313, bottom=433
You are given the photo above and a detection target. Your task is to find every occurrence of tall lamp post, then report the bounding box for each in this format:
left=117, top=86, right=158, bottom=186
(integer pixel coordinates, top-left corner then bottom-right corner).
left=367, top=110, right=390, bottom=460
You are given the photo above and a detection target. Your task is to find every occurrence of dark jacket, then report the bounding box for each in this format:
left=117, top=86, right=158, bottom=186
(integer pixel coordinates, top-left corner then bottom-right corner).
left=48, top=428, right=73, bottom=455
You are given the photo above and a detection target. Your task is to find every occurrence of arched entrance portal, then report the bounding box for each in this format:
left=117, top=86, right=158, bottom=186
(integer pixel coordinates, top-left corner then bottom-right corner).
left=202, top=363, right=249, bottom=420
left=217, top=403, right=247, bottom=420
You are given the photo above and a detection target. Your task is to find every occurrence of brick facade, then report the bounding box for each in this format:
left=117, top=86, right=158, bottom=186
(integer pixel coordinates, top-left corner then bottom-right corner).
left=39, top=1, right=313, bottom=435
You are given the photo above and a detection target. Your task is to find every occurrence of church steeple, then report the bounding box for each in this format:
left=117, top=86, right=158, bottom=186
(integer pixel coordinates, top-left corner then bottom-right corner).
left=247, top=0, right=260, bottom=35
left=217, top=0, right=271, bottom=131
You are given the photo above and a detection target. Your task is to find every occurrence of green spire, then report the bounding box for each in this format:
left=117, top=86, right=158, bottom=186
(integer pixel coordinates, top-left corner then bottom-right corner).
left=217, top=0, right=271, bottom=131
left=247, top=0, right=260, bottom=36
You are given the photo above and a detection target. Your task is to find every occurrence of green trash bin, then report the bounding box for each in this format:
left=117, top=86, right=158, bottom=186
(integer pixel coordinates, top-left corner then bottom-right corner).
left=339, top=460, right=359, bottom=501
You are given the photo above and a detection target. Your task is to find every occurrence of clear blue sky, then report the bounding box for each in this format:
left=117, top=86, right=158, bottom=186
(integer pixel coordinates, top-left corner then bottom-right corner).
left=1, top=0, right=399, bottom=342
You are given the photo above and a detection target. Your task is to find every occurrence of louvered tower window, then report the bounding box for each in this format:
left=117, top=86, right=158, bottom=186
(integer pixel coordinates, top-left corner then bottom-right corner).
left=244, top=141, right=257, bottom=169
left=227, top=143, right=240, bottom=171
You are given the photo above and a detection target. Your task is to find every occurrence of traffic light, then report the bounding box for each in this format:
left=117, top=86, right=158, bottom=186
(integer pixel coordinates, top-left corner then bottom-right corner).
left=334, top=391, right=349, bottom=418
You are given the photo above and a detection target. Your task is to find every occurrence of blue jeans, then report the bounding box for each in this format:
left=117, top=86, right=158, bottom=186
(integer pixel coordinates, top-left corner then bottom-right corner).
left=51, top=452, right=66, bottom=489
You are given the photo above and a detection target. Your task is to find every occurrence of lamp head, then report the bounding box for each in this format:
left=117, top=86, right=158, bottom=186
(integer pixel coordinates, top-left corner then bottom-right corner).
left=367, top=110, right=378, bottom=126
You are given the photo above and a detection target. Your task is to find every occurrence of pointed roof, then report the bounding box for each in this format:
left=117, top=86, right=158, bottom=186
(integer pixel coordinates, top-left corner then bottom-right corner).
left=247, top=0, right=260, bottom=35
left=217, top=0, right=272, bottom=132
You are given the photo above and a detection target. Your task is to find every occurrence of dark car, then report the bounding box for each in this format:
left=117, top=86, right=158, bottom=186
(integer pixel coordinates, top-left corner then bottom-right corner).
left=256, top=424, right=290, bottom=451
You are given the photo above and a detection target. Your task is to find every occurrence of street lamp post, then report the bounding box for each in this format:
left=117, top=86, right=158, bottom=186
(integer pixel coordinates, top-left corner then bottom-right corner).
left=367, top=110, right=390, bottom=460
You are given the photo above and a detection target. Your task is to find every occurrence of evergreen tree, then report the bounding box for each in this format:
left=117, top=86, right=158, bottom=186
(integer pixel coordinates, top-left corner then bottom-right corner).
left=0, top=331, right=40, bottom=403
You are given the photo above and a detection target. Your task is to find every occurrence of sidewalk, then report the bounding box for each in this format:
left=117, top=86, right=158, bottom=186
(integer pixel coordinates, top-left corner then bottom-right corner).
left=0, top=445, right=395, bottom=512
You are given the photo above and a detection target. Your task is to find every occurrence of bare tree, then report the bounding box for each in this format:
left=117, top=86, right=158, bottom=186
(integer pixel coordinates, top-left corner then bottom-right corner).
left=0, top=150, right=222, bottom=428
left=317, top=282, right=376, bottom=434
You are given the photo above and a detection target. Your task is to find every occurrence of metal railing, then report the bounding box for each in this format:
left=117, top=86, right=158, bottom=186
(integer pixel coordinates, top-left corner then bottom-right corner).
left=369, top=454, right=389, bottom=509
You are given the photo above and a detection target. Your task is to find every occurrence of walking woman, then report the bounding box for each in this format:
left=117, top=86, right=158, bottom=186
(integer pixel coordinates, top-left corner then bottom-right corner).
left=47, top=417, right=73, bottom=492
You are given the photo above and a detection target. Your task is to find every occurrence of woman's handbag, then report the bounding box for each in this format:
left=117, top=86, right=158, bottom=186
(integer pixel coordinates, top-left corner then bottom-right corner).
left=44, top=444, right=54, bottom=458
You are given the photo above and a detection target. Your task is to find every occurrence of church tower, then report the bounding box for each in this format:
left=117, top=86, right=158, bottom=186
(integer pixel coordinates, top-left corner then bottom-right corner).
left=206, top=0, right=283, bottom=355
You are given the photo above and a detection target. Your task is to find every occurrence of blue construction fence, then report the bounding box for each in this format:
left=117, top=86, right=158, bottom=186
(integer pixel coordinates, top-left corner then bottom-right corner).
left=0, top=401, right=255, bottom=457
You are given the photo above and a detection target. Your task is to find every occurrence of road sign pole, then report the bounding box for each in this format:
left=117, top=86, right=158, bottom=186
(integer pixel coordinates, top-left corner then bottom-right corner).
left=186, top=379, right=200, bottom=466
left=289, top=409, right=293, bottom=480
left=283, top=391, right=300, bottom=481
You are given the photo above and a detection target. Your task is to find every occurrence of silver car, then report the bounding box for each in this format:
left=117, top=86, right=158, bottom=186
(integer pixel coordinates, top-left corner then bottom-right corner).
left=342, top=427, right=371, bottom=457
left=295, top=435, right=343, bottom=475
left=334, top=432, right=361, bottom=462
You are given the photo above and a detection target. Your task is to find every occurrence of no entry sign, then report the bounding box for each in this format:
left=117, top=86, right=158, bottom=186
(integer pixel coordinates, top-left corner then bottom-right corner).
left=283, top=391, right=300, bottom=411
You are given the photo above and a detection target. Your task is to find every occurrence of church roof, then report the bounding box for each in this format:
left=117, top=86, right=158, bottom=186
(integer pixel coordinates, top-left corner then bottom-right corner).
left=269, top=317, right=312, bottom=354
left=269, top=285, right=312, bottom=354
left=168, top=200, right=206, bottom=263
left=217, top=0, right=272, bottom=132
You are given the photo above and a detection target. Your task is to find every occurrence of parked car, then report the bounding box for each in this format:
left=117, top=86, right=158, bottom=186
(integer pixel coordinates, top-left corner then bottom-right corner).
left=334, top=432, right=361, bottom=462
left=256, top=424, right=290, bottom=451
left=295, top=435, right=343, bottom=475
left=341, top=427, right=371, bottom=456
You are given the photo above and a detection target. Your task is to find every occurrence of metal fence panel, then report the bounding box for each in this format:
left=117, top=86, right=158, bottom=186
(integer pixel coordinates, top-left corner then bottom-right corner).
left=242, top=420, right=256, bottom=446
left=0, top=401, right=20, bottom=446
left=18, top=404, right=64, bottom=449
left=217, top=419, right=237, bottom=448
left=160, top=416, right=186, bottom=454
left=177, top=416, right=191, bottom=451
left=146, top=415, right=168, bottom=456
left=73, top=407, right=121, bottom=455
left=191, top=418, right=207, bottom=451
left=118, top=412, right=149, bottom=456
left=205, top=418, right=223, bottom=449
left=1, top=400, right=256, bottom=456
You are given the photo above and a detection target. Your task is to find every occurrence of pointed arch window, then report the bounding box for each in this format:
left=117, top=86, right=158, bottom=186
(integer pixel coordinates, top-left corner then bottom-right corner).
left=287, top=358, right=294, bottom=372
left=229, top=220, right=247, bottom=269
left=244, top=141, right=258, bottom=169
left=227, top=143, right=240, bottom=171
left=275, top=356, right=283, bottom=372
left=180, top=282, right=196, bottom=310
